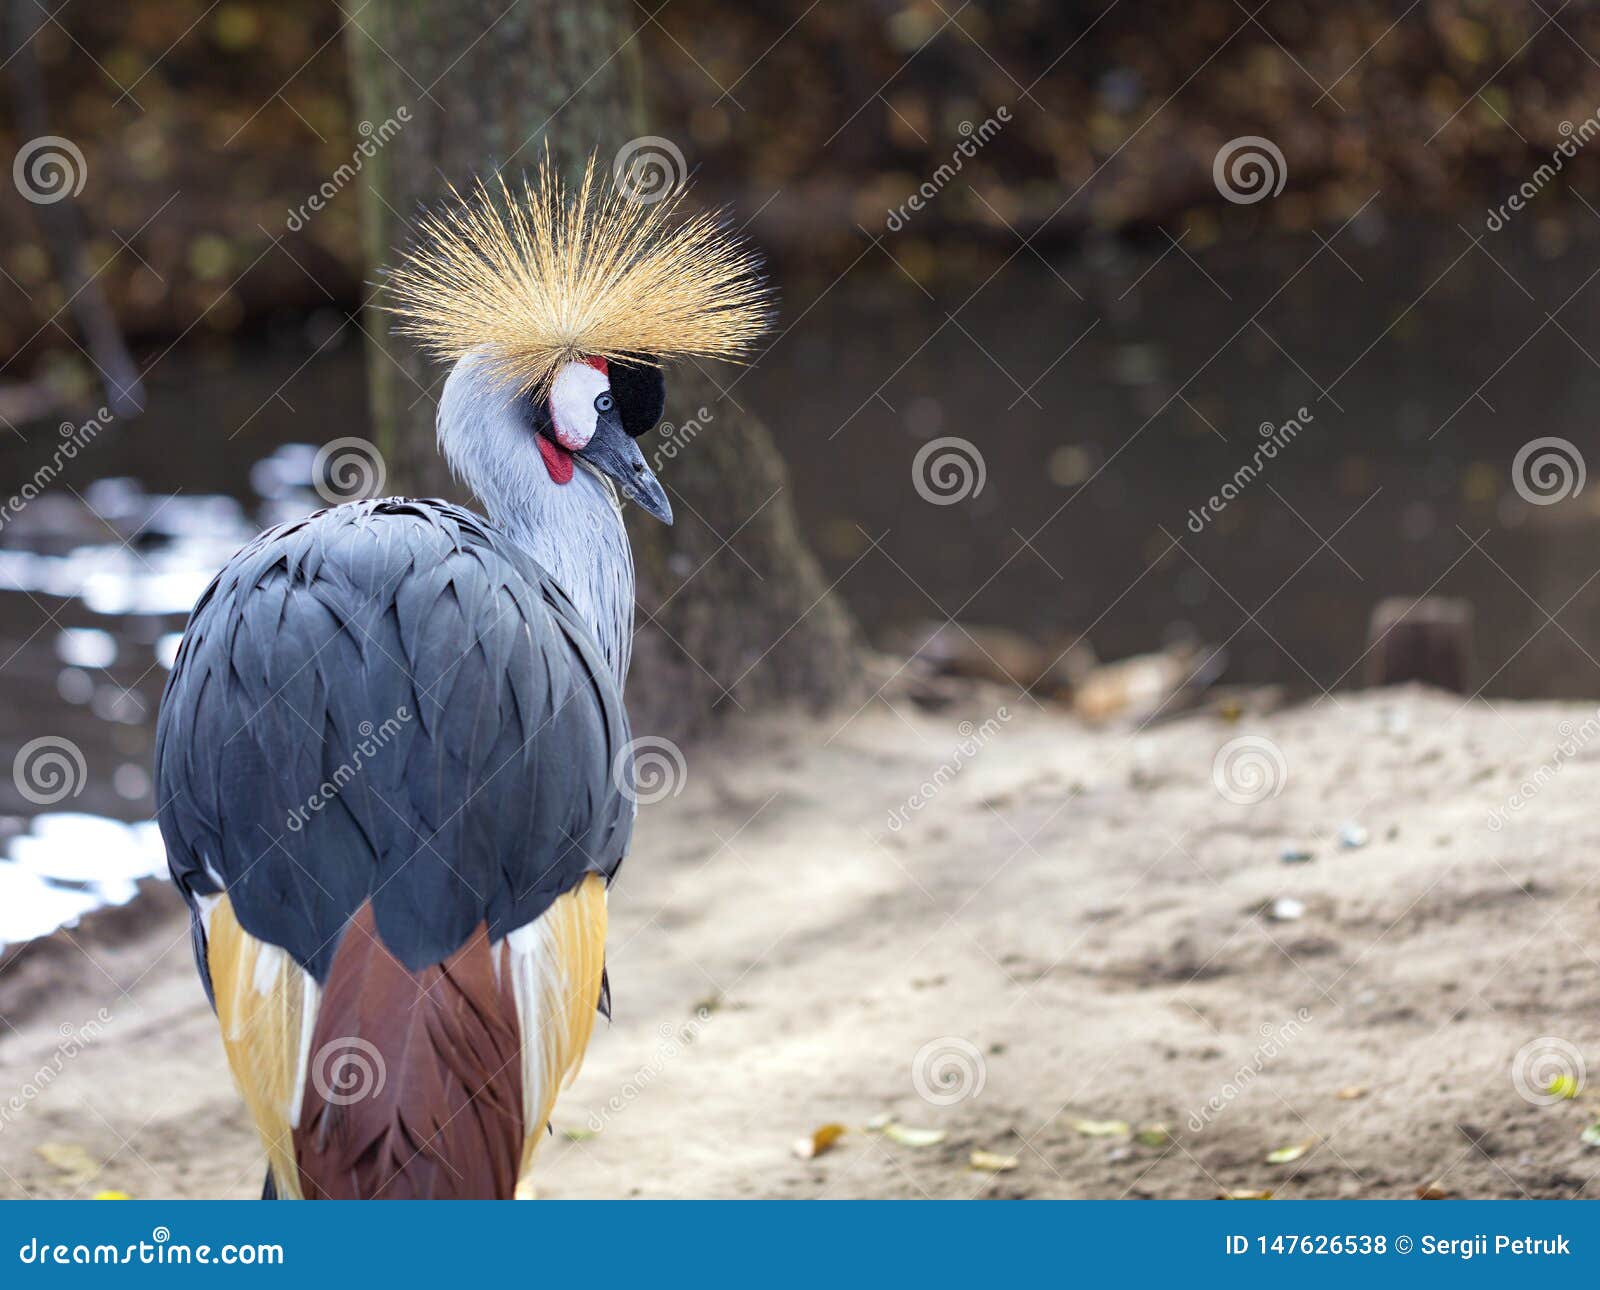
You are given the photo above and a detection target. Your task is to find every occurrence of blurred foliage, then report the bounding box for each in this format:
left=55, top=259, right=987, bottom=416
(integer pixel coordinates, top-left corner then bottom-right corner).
left=3, top=0, right=1600, bottom=370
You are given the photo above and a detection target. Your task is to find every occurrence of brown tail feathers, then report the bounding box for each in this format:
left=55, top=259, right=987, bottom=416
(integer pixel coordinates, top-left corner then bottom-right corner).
left=293, top=905, right=524, bottom=1200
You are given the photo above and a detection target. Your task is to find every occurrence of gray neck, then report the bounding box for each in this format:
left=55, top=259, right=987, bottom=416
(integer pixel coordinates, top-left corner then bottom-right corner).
left=499, top=469, right=635, bottom=685
left=436, top=356, right=636, bottom=686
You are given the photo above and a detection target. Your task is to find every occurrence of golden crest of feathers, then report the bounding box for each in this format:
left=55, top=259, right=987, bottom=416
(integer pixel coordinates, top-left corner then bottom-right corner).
left=383, top=153, right=772, bottom=397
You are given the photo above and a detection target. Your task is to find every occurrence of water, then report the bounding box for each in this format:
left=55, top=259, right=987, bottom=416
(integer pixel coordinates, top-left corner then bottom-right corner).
left=1, top=220, right=1595, bottom=945
left=766, top=218, right=1600, bottom=699
left=0, top=348, right=339, bottom=947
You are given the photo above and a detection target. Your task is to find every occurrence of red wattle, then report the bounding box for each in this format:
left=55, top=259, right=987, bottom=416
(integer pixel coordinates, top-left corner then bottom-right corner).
left=538, top=434, right=574, bottom=484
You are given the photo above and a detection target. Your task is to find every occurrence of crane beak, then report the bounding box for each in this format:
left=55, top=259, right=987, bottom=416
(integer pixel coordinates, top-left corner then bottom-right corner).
left=577, top=416, right=673, bottom=525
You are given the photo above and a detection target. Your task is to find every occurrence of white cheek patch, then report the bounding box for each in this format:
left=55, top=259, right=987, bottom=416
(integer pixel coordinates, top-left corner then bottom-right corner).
left=549, top=362, right=610, bottom=450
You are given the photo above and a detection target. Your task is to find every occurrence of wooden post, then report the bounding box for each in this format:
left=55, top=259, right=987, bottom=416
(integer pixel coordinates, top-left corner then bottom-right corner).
left=1365, top=597, right=1473, bottom=693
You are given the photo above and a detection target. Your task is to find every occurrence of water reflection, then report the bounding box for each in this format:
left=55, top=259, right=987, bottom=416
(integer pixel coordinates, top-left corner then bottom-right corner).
left=0, top=814, right=166, bottom=944
left=0, top=445, right=325, bottom=948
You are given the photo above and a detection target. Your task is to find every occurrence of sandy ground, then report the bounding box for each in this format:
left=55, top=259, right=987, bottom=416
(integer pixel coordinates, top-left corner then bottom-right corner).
left=2, top=684, right=1599, bottom=1199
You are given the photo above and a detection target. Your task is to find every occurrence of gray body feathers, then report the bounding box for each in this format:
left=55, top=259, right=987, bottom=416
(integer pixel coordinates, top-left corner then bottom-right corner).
left=154, top=498, right=634, bottom=983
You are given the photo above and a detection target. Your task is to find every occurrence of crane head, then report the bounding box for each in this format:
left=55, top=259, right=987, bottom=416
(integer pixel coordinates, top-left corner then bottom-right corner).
left=537, top=356, right=672, bottom=524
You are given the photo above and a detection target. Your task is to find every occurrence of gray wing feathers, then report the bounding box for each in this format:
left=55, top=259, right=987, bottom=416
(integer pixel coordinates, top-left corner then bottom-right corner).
left=155, top=498, right=633, bottom=982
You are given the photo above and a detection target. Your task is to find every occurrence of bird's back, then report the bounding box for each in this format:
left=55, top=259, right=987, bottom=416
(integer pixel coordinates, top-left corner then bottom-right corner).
left=156, top=497, right=632, bottom=1197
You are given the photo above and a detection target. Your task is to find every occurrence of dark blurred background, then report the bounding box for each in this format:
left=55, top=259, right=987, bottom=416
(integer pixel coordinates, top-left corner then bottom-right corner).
left=2, top=0, right=1600, bottom=936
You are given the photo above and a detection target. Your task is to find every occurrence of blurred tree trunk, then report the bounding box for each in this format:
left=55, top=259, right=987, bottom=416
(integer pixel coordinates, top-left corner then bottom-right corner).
left=345, top=0, right=629, bottom=504
left=346, top=0, right=863, bottom=732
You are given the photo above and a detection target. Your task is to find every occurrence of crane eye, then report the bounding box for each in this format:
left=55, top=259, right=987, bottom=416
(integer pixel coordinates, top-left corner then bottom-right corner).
left=594, top=392, right=615, bottom=414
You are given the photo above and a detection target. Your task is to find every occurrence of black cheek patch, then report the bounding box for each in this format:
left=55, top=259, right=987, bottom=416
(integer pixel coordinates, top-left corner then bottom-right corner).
left=610, top=355, right=667, bottom=438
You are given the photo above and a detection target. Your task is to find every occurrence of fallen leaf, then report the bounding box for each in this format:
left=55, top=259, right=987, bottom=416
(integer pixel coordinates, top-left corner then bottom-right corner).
left=1266, top=1139, right=1314, bottom=1165
left=36, top=1143, right=98, bottom=1183
left=92, top=1190, right=131, bottom=1200
left=1135, top=1123, right=1173, bottom=1147
left=1070, top=1118, right=1130, bottom=1138
left=1416, top=1181, right=1454, bottom=1200
left=882, top=1123, right=947, bottom=1147
left=560, top=1126, right=598, bottom=1141
left=1581, top=1122, right=1600, bottom=1148
left=969, top=1149, right=1019, bottom=1172
left=792, top=1123, right=847, bottom=1159
left=1336, top=1085, right=1368, bottom=1101
left=1547, top=1074, right=1582, bottom=1100
left=1220, top=1188, right=1274, bottom=1199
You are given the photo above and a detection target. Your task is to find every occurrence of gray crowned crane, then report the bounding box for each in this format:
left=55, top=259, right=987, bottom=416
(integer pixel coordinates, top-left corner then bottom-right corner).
left=154, top=158, right=769, bottom=1199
